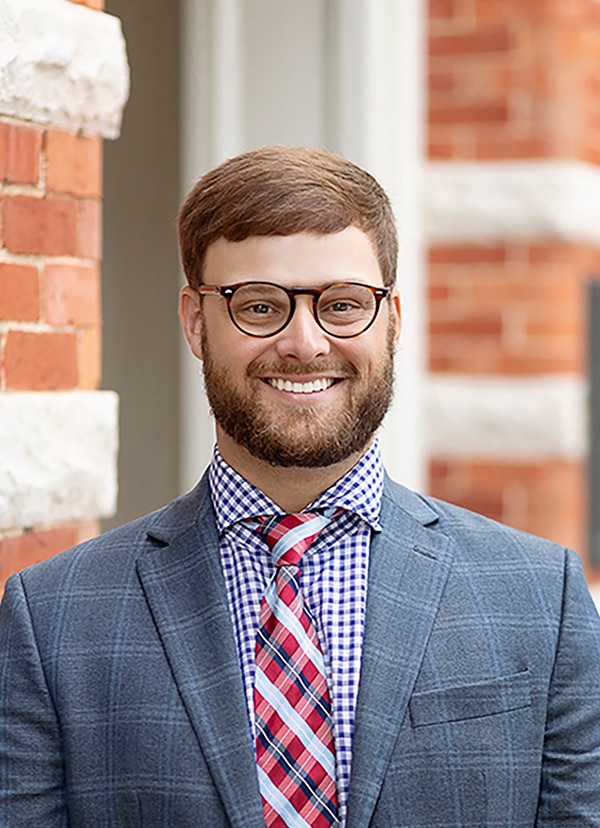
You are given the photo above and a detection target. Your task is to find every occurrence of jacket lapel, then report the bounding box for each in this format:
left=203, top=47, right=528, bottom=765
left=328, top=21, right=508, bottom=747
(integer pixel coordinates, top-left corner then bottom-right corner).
left=346, top=479, right=455, bottom=828
left=135, top=477, right=265, bottom=828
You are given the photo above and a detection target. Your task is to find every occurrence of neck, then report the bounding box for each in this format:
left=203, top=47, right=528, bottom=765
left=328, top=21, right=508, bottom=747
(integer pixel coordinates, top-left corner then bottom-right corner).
left=216, top=427, right=370, bottom=512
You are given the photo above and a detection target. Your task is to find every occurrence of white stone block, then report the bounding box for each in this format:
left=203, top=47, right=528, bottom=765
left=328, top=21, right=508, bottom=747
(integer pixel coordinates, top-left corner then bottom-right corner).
left=0, top=0, right=129, bottom=138
left=0, top=391, right=118, bottom=531
left=425, top=375, right=587, bottom=460
left=425, top=160, right=600, bottom=245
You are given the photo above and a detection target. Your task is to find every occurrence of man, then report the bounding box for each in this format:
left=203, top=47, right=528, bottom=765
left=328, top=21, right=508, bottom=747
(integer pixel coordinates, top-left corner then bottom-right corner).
left=1, top=146, right=599, bottom=827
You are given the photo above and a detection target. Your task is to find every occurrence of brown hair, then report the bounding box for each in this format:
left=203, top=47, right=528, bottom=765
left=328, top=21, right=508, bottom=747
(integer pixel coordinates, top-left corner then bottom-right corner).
left=178, top=145, right=398, bottom=288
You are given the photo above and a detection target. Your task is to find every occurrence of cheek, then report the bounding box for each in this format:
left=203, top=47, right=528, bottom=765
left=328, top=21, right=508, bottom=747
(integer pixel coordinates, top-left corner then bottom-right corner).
left=208, top=333, right=276, bottom=374
left=339, top=335, right=386, bottom=370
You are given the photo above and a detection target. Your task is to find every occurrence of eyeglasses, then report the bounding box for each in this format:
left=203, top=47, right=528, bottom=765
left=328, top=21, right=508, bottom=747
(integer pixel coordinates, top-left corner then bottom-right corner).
left=197, top=281, right=391, bottom=338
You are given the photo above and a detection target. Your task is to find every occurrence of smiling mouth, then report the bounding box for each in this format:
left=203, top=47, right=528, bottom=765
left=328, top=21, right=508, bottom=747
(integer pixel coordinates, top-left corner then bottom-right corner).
left=264, top=377, right=337, bottom=394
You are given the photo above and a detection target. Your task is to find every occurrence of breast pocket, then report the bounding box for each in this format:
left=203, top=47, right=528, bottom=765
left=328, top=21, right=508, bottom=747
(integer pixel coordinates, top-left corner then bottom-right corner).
left=374, top=671, right=534, bottom=826
left=408, top=669, right=531, bottom=728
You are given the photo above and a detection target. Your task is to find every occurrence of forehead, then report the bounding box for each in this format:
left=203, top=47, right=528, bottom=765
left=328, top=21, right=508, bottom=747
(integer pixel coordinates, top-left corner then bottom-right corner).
left=203, top=227, right=383, bottom=288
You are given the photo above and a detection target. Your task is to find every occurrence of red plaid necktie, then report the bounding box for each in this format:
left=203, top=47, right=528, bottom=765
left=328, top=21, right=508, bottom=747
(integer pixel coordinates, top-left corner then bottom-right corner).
left=251, top=510, right=340, bottom=827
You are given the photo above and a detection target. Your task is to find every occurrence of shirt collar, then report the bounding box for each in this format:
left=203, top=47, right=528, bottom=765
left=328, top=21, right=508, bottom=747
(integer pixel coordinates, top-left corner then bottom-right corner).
left=209, top=434, right=384, bottom=535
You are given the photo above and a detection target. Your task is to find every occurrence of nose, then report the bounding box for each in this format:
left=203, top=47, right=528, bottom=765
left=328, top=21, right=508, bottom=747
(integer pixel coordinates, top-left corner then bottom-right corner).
left=273, top=297, right=332, bottom=362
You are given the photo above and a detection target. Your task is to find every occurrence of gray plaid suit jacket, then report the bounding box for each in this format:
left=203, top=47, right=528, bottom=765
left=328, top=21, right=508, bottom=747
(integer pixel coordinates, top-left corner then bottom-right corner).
left=1, top=473, right=600, bottom=827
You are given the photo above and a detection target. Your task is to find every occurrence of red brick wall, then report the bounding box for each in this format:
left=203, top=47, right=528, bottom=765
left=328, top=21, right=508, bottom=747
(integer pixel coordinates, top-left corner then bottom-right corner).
left=0, top=0, right=108, bottom=590
left=0, top=125, right=103, bottom=382
left=429, top=0, right=600, bottom=162
left=427, top=0, right=600, bottom=577
left=429, top=243, right=600, bottom=376
left=0, top=119, right=103, bottom=589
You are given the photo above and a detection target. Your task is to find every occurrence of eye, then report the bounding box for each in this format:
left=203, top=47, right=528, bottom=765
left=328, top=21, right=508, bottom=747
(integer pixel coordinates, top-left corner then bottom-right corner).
left=245, top=302, right=276, bottom=316
left=324, top=300, right=360, bottom=314
left=319, top=297, right=365, bottom=320
left=232, top=291, right=289, bottom=326
left=317, top=285, right=376, bottom=331
left=237, top=299, right=287, bottom=318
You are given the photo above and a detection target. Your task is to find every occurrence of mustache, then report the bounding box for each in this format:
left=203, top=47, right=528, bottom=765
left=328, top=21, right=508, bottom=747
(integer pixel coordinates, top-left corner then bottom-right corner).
left=248, top=359, right=358, bottom=379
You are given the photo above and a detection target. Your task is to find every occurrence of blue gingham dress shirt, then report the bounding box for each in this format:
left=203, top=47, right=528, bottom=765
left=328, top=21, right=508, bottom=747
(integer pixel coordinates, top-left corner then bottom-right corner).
left=209, top=436, right=384, bottom=827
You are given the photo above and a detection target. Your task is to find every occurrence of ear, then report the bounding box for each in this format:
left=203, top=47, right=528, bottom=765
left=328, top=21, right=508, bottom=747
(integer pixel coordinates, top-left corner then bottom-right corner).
left=390, top=288, right=402, bottom=344
left=178, top=285, right=204, bottom=360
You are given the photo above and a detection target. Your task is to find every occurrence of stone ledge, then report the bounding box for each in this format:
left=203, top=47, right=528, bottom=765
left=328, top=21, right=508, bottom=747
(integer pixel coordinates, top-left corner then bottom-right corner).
left=425, top=160, right=600, bottom=245
left=0, top=390, right=118, bottom=530
left=426, top=375, right=586, bottom=459
left=0, top=0, right=129, bottom=138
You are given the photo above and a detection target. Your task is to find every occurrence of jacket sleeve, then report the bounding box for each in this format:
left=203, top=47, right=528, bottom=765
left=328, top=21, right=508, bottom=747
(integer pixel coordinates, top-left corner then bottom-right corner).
left=536, top=549, right=600, bottom=826
left=0, top=572, right=68, bottom=827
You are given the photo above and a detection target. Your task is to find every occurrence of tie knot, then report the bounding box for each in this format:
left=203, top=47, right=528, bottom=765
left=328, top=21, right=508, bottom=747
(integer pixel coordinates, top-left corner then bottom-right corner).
left=252, top=508, right=340, bottom=566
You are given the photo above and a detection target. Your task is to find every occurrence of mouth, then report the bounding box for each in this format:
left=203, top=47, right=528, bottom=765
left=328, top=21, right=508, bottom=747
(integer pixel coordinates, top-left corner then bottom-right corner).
left=263, top=377, right=337, bottom=394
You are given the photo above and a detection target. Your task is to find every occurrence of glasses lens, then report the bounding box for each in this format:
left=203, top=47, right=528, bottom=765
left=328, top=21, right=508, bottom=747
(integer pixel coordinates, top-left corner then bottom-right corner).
left=317, top=284, right=377, bottom=336
left=229, top=284, right=291, bottom=335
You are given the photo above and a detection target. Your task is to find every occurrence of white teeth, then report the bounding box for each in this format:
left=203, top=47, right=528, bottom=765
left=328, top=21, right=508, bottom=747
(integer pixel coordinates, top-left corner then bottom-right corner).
left=267, top=377, right=335, bottom=393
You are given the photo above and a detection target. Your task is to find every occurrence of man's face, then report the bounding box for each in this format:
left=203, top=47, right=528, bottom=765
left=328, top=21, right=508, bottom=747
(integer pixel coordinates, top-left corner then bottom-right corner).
left=180, top=227, right=401, bottom=468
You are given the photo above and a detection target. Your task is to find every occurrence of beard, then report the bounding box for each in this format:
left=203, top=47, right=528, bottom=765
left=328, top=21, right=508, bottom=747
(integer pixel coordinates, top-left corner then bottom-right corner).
left=200, top=324, right=396, bottom=468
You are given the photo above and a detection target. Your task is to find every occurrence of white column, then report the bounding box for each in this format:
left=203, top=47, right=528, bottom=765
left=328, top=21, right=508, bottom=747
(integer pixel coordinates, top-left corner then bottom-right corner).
left=179, top=0, right=244, bottom=492
left=329, top=0, right=428, bottom=491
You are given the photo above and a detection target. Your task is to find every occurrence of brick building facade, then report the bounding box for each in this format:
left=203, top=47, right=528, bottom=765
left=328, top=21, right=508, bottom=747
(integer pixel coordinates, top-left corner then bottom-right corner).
left=1, top=0, right=599, bottom=595
left=425, top=0, right=600, bottom=585
left=0, top=0, right=128, bottom=590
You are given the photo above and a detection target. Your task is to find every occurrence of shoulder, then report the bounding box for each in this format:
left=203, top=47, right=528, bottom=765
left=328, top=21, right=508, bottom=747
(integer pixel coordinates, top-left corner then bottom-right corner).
left=14, top=473, right=214, bottom=594
left=381, top=475, right=600, bottom=642
left=382, top=474, right=570, bottom=571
